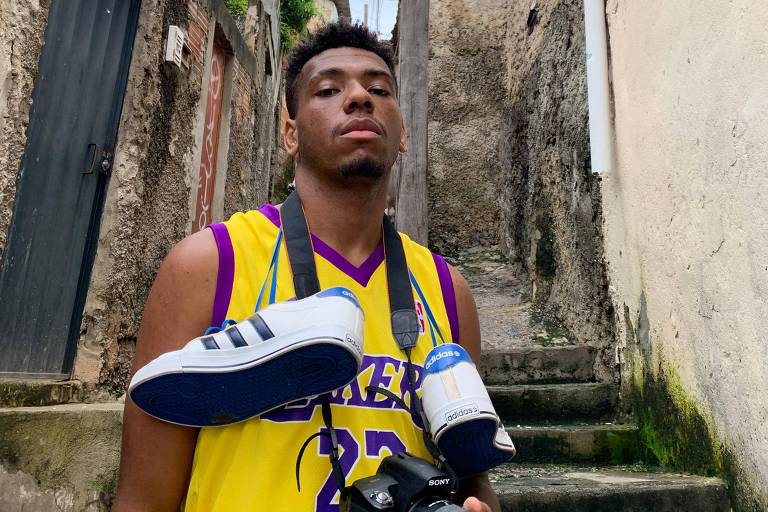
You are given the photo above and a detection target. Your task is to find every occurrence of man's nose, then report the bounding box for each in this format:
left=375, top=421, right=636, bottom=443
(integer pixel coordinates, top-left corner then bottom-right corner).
left=344, top=82, right=373, bottom=113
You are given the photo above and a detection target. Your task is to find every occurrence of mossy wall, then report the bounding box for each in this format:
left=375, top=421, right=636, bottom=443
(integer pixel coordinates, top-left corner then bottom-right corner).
left=622, top=295, right=768, bottom=511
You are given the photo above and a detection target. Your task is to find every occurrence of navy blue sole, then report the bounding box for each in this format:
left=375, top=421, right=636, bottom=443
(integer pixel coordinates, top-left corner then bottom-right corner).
left=437, top=417, right=514, bottom=477
left=130, top=343, right=359, bottom=427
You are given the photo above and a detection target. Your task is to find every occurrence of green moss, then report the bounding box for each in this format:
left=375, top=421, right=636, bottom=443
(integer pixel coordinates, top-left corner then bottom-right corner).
left=595, top=429, right=643, bottom=465
left=631, top=356, right=722, bottom=476
left=280, top=0, right=317, bottom=52
left=225, top=0, right=248, bottom=18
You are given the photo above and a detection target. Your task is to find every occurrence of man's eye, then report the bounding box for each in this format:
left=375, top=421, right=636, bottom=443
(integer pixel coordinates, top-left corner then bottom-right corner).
left=369, top=87, right=390, bottom=96
left=317, top=88, right=337, bottom=97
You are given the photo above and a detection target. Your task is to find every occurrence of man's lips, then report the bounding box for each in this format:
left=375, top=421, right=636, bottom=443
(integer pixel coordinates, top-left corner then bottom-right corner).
left=338, top=118, right=383, bottom=139
left=340, top=129, right=380, bottom=140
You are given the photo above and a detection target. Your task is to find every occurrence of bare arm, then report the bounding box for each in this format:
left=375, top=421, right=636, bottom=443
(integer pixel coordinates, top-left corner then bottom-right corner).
left=448, top=265, right=502, bottom=512
left=113, top=229, right=218, bottom=512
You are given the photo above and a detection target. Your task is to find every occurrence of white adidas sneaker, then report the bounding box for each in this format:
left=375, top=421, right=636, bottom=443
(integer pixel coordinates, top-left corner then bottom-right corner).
left=421, top=343, right=516, bottom=477
left=129, top=287, right=365, bottom=427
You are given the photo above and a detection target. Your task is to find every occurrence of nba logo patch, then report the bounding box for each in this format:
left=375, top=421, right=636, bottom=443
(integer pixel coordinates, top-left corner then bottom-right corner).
left=415, top=300, right=426, bottom=334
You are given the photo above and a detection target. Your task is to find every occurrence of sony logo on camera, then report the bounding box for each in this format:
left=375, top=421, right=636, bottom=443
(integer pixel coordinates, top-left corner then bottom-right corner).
left=444, top=404, right=479, bottom=424
left=428, top=478, right=452, bottom=486
left=424, top=349, right=462, bottom=370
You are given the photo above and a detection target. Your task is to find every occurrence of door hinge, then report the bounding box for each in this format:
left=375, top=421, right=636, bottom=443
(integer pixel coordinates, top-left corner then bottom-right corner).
left=84, top=144, right=113, bottom=175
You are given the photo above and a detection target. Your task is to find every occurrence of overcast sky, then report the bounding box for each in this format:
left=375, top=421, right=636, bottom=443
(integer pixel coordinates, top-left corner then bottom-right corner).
left=349, top=0, right=398, bottom=40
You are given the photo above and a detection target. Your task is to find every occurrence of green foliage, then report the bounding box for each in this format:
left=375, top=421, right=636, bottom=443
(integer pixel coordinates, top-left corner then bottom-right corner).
left=226, top=0, right=248, bottom=18
left=280, top=0, right=317, bottom=52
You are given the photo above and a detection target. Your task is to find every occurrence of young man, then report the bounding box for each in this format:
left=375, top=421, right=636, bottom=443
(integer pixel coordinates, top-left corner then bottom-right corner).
left=114, top=22, right=499, bottom=512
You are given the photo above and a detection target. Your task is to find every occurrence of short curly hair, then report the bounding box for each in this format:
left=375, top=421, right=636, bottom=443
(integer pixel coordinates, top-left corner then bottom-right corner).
left=284, top=21, right=396, bottom=119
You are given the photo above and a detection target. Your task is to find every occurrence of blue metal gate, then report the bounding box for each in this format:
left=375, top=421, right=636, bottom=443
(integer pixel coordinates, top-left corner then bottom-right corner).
left=0, top=0, right=141, bottom=377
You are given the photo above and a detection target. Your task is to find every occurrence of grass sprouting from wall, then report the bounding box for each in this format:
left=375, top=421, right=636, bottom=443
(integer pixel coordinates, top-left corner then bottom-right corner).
left=225, top=0, right=248, bottom=18
left=280, top=0, right=316, bottom=52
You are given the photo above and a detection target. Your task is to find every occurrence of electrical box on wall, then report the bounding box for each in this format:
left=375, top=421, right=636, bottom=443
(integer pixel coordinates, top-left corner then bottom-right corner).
left=165, top=25, right=186, bottom=68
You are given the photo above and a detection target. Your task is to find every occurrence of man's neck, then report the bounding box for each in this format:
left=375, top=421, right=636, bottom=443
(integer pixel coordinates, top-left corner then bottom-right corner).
left=293, top=168, right=389, bottom=267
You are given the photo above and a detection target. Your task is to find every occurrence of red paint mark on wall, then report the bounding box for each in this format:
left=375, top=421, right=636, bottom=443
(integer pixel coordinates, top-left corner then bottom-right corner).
left=193, top=43, right=226, bottom=232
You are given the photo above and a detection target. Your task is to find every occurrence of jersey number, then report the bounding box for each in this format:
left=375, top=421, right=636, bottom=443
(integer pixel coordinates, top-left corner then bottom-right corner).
left=316, top=428, right=407, bottom=512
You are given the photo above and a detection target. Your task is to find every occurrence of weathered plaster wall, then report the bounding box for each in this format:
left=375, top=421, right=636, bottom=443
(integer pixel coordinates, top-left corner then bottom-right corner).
left=603, top=1, right=768, bottom=509
left=499, top=1, right=615, bottom=381
left=427, top=0, right=510, bottom=255
left=74, top=0, right=279, bottom=391
left=428, top=0, right=615, bottom=379
left=0, top=0, right=49, bottom=260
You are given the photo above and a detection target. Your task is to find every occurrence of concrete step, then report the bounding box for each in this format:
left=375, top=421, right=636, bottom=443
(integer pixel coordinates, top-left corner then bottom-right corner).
left=0, top=403, right=123, bottom=510
left=507, top=423, right=642, bottom=465
left=480, top=345, right=596, bottom=384
left=0, top=380, right=84, bottom=408
left=489, top=383, right=618, bottom=423
left=490, top=464, right=730, bottom=512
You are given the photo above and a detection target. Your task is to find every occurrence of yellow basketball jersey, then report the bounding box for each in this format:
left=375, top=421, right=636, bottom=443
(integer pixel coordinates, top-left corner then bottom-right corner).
left=184, top=204, right=459, bottom=512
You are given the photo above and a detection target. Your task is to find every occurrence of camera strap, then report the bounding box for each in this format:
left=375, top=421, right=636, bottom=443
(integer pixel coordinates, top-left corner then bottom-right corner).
left=282, top=191, right=456, bottom=496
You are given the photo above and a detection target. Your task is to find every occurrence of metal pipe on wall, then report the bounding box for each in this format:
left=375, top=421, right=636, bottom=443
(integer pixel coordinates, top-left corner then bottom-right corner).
left=584, top=0, right=613, bottom=175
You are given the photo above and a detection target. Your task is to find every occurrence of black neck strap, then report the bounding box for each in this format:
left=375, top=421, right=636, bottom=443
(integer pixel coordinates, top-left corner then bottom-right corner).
left=281, top=191, right=421, bottom=350
left=282, top=191, right=455, bottom=496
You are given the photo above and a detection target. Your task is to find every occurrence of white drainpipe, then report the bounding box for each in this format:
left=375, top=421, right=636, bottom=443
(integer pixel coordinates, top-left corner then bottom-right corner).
left=584, top=0, right=613, bottom=175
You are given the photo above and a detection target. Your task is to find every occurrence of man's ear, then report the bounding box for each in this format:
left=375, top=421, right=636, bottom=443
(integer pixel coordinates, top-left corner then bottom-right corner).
left=283, top=117, right=299, bottom=157
left=399, top=120, right=408, bottom=153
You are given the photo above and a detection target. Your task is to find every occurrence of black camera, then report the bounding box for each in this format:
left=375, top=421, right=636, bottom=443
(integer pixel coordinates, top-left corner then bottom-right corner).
left=341, top=452, right=464, bottom=512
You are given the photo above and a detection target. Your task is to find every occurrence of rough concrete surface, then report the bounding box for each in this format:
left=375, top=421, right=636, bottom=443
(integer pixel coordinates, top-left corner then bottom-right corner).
left=452, top=249, right=597, bottom=384
left=497, top=1, right=616, bottom=383
left=0, top=403, right=123, bottom=511
left=489, top=382, right=618, bottom=423
left=491, top=464, right=729, bottom=512
left=603, top=1, right=768, bottom=509
left=0, top=380, right=84, bottom=408
left=427, top=0, right=513, bottom=255
left=429, top=0, right=616, bottom=383
left=0, top=0, right=49, bottom=260
left=508, top=423, right=641, bottom=464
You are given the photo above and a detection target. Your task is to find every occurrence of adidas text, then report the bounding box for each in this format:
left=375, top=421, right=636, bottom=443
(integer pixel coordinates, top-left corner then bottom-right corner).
left=445, top=404, right=479, bottom=423
left=425, top=350, right=462, bottom=370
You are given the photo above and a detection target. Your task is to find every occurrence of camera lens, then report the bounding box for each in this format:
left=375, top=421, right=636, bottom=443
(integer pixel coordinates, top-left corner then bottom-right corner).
left=408, top=498, right=465, bottom=512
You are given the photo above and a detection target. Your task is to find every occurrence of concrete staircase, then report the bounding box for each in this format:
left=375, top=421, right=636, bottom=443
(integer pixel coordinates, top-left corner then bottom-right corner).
left=455, top=250, right=730, bottom=511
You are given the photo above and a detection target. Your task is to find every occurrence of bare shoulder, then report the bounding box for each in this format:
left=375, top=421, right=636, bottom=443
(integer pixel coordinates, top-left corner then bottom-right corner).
left=132, top=228, right=219, bottom=370
left=115, top=229, right=218, bottom=511
left=446, top=264, right=482, bottom=364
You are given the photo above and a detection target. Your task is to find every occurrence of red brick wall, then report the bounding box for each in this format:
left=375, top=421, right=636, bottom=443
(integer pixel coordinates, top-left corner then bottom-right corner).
left=185, top=0, right=209, bottom=74
left=232, top=59, right=253, bottom=124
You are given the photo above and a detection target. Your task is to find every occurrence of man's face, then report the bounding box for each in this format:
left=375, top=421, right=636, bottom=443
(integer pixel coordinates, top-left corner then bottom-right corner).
left=284, top=47, right=406, bottom=180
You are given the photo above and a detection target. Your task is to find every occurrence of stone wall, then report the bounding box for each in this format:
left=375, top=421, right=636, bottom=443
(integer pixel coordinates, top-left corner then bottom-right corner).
left=71, top=0, right=279, bottom=391
left=603, top=1, right=768, bottom=509
left=498, top=1, right=615, bottom=381
left=0, top=0, right=49, bottom=260
left=428, top=0, right=616, bottom=380
left=427, top=0, right=510, bottom=255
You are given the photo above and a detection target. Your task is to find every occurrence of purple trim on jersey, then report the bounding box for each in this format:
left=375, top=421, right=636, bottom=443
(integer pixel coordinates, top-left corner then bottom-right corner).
left=207, top=223, right=235, bottom=326
left=433, top=253, right=459, bottom=343
left=257, top=203, right=384, bottom=287
left=258, top=202, right=281, bottom=227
